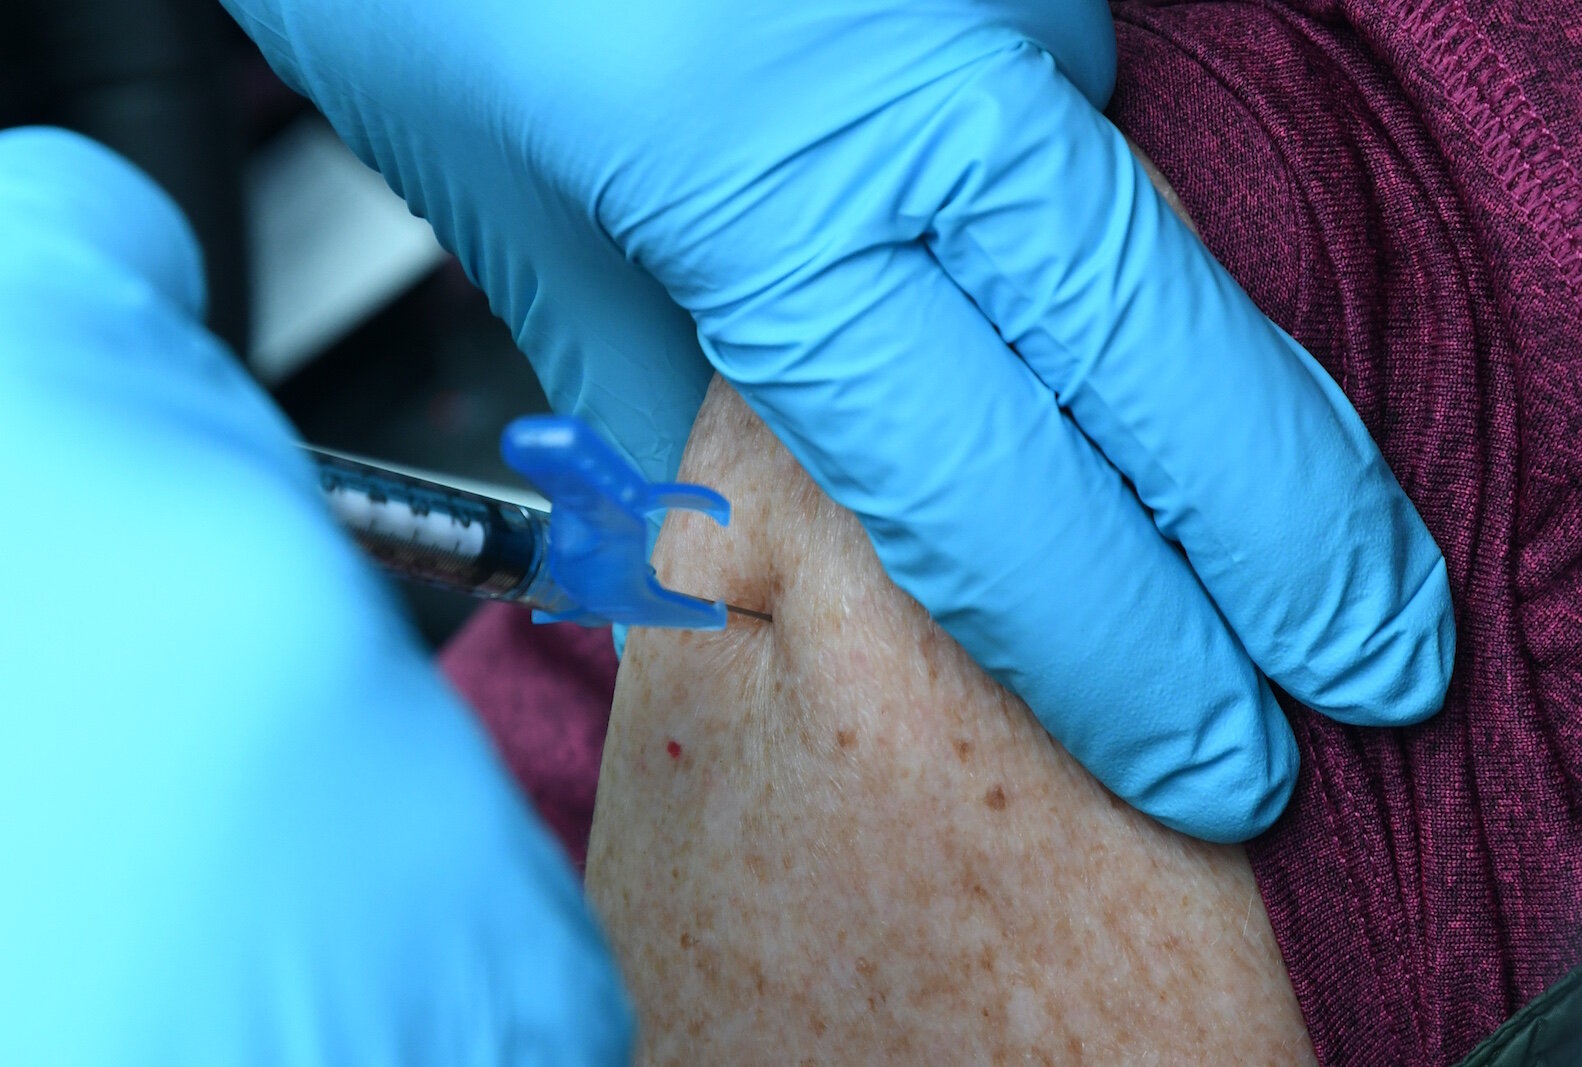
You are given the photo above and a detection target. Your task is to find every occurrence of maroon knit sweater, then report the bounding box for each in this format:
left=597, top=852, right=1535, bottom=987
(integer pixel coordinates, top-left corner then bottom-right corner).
left=442, top=3, right=1582, bottom=1062
left=1101, top=1, right=1582, bottom=1062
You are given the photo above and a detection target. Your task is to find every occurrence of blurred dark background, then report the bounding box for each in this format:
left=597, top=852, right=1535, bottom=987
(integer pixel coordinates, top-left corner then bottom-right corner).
left=0, top=0, right=553, bottom=647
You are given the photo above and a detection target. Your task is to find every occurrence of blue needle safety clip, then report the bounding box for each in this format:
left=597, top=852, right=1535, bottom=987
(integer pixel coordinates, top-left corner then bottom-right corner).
left=499, top=415, right=732, bottom=628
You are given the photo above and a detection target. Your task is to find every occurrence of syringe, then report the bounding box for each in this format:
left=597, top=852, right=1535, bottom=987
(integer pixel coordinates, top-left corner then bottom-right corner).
left=308, top=415, right=770, bottom=628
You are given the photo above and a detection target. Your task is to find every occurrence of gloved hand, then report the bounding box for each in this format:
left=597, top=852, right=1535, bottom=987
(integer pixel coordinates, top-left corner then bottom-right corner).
left=220, top=0, right=1455, bottom=841
left=0, top=128, right=631, bottom=1066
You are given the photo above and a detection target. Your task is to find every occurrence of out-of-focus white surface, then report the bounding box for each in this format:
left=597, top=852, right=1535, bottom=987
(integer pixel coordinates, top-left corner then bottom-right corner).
left=246, top=119, right=448, bottom=385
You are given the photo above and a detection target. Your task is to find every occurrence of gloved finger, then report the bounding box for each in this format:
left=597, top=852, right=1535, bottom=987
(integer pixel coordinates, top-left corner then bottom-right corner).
left=983, top=0, right=1116, bottom=110
left=701, top=235, right=1297, bottom=843
left=0, top=133, right=632, bottom=1064
left=920, top=44, right=1455, bottom=725
left=511, top=197, right=715, bottom=485
left=221, top=0, right=716, bottom=487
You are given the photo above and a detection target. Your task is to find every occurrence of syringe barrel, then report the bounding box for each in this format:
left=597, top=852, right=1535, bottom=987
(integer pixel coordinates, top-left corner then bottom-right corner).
left=309, top=448, right=576, bottom=616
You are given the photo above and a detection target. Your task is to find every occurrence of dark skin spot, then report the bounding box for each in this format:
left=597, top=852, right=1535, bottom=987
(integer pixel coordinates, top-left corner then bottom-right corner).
left=680, top=932, right=695, bottom=950
left=810, top=1014, right=828, bottom=1037
left=855, top=957, right=876, bottom=978
left=985, top=785, right=1008, bottom=811
left=919, top=626, right=948, bottom=683
left=954, top=738, right=972, bottom=762
left=836, top=728, right=856, bottom=750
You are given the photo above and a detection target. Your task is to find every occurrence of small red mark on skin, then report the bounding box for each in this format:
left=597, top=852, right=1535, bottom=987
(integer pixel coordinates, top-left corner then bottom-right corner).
left=667, top=739, right=683, bottom=760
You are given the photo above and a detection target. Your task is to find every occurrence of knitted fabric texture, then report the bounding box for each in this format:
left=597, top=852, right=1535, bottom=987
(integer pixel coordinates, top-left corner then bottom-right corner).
left=1107, top=0, right=1582, bottom=1062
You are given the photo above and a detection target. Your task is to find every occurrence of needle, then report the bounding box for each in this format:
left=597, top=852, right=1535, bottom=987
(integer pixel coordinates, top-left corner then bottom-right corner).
left=723, top=602, right=773, bottom=623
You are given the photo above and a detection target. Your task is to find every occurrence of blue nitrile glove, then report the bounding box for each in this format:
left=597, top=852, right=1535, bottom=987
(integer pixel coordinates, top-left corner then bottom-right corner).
left=221, top=0, right=1455, bottom=842
left=0, top=128, right=631, bottom=1066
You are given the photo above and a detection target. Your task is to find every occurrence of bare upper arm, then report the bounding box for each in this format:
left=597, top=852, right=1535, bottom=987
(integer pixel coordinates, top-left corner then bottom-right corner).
left=585, top=376, right=1314, bottom=1064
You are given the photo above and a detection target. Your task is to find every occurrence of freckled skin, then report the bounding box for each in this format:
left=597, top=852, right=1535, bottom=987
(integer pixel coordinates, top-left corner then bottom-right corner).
left=586, top=381, right=1316, bottom=1065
